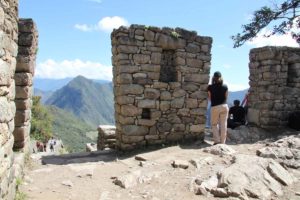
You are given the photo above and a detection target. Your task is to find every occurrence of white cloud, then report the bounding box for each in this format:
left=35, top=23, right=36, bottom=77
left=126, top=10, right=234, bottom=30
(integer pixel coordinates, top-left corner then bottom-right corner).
left=247, top=28, right=299, bottom=47
left=97, top=16, right=129, bottom=32
left=74, top=24, right=93, bottom=32
left=36, top=59, right=113, bottom=81
left=74, top=16, right=129, bottom=33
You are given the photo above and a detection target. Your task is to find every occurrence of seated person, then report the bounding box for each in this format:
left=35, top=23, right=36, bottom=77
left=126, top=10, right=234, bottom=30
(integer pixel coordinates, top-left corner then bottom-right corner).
left=228, top=99, right=246, bottom=129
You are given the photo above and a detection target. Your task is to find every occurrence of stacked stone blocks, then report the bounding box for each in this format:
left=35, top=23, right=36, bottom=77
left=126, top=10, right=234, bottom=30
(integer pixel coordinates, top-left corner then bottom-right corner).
left=13, top=18, right=38, bottom=150
left=112, top=25, right=212, bottom=150
left=0, top=0, right=19, bottom=199
left=97, top=125, right=116, bottom=150
left=248, top=46, right=300, bottom=129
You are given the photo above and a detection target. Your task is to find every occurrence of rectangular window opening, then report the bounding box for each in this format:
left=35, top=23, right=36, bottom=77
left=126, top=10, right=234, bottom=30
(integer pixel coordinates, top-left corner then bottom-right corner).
left=141, top=108, right=151, bottom=119
left=159, top=50, right=177, bottom=83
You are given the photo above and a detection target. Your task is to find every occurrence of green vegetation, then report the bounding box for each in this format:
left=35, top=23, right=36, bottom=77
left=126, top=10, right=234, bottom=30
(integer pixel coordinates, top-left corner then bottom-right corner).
left=232, top=0, right=300, bottom=47
left=15, top=177, right=27, bottom=200
left=47, top=105, right=96, bottom=152
left=45, top=75, right=114, bottom=127
left=171, top=31, right=180, bottom=39
left=31, top=96, right=53, bottom=142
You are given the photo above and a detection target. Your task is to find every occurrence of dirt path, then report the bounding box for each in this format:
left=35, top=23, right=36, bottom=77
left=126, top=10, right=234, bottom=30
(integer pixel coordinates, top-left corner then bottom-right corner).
left=20, top=134, right=299, bottom=200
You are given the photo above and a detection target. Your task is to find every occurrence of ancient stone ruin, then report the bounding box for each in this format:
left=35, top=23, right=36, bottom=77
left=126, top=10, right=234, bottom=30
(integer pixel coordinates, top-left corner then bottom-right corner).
left=14, top=19, right=38, bottom=151
left=0, top=0, right=38, bottom=198
left=111, top=25, right=212, bottom=150
left=248, top=47, right=300, bottom=129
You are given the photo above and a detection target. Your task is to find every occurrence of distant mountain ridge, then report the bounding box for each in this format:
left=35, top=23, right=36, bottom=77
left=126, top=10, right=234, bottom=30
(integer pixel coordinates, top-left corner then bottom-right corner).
left=34, top=77, right=111, bottom=91
left=45, top=75, right=114, bottom=127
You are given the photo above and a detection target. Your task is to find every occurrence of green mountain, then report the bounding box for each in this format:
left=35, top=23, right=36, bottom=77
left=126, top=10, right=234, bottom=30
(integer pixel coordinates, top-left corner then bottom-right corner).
left=45, top=75, right=114, bottom=127
left=34, top=88, right=54, bottom=103
left=46, top=105, right=97, bottom=152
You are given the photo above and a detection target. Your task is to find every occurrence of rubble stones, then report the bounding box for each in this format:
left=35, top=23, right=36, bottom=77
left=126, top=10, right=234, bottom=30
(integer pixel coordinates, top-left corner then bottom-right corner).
left=203, top=144, right=236, bottom=156
left=171, top=160, right=189, bottom=169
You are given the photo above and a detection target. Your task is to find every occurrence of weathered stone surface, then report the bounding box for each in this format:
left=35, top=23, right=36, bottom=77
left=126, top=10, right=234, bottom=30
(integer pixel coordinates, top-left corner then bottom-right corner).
left=0, top=60, right=10, bottom=86
left=144, top=30, right=155, bottom=41
left=186, top=58, right=203, bottom=68
left=13, top=126, right=29, bottom=142
left=138, top=99, right=156, bottom=108
left=0, top=123, right=9, bottom=145
left=116, top=96, right=134, bottom=105
left=157, top=122, right=172, bottom=133
left=215, top=154, right=294, bottom=199
left=122, top=135, right=144, bottom=143
left=189, top=157, right=214, bottom=169
left=256, top=134, right=300, bottom=169
left=173, top=89, right=186, bottom=97
left=171, top=98, right=184, bottom=108
left=14, top=72, right=33, bottom=86
left=121, top=105, right=142, bottom=116
left=133, top=54, right=150, bottom=64
left=155, top=33, right=186, bottom=49
left=203, top=144, right=236, bottom=155
left=140, top=64, right=160, bottom=72
left=86, top=143, right=97, bottom=152
left=160, top=101, right=170, bottom=111
left=113, top=170, right=162, bottom=189
left=119, top=84, right=144, bottom=95
left=185, top=74, right=208, bottom=83
left=15, top=86, right=33, bottom=99
left=267, top=160, right=294, bottom=186
left=117, top=45, right=138, bottom=53
left=186, top=98, right=198, bottom=108
left=190, top=125, right=205, bottom=133
left=14, top=110, right=31, bottom=126
left=0, top=97, right=13, bottom=122
left=171, top=160, right=189, bottom=169
left=116, top=73, right=132, bottom=84
left=160, top=91, right=171, bottom=100
left=151, top=52, right=161, bottom=64
left=138, top=119, right=156, bottom=126
left=122, top=125, right=148, bottom=136
left=144, top=88, right=160, bottom=99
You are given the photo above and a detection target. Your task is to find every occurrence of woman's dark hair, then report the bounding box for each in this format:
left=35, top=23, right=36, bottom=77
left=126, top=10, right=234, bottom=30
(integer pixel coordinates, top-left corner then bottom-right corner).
left=212, top=71, right=223, bottom=85
left=212, top=76, right=223, bottom=85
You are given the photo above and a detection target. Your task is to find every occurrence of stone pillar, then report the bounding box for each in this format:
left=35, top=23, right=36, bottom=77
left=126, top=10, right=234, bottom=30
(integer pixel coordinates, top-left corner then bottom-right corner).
left=248, top=46, right=300, bottom=129
left=13, top=19, right=38, bottom=151
left=0, top=0, right=19, bottom=199
left=97, top=125, right=116, bottom=150
left=112, top=25, right=212, bottom=150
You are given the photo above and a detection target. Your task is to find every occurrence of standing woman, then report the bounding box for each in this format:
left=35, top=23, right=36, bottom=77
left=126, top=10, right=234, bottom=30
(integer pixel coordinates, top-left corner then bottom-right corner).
left=207, top=71, right=229, bottom=144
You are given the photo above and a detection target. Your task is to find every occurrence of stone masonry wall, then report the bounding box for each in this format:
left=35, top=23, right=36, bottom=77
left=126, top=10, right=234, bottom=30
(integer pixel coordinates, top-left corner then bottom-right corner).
left=112, top=25, right=212, bottom=150
left=248, top=46, right=300, bottom=129
left=13, top=18, right=38, bottom=151
left=0, top=0, right=19, bottom=199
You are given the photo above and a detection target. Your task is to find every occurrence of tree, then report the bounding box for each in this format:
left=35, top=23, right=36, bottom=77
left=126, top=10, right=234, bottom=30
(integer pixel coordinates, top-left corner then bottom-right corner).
left=31, top=96, right=53, bottom=142
left=232, top=0, right=300, bottom=48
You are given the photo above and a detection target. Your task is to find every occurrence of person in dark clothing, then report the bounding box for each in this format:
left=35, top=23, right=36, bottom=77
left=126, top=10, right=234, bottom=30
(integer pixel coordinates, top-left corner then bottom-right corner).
left=207, top=71, right=229, bottom=145
left=228, top=99, right=246, bottom=129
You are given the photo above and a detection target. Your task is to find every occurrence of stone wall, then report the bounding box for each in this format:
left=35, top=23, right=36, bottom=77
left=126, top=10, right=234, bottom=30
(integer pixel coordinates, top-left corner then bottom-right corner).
left=112, top=25, right=212, bottom=150
left=248, top=46, right=300, bottom=129
left=13, top=18, right=38, bottom=151
left=0, top=0, right=19, bottom=199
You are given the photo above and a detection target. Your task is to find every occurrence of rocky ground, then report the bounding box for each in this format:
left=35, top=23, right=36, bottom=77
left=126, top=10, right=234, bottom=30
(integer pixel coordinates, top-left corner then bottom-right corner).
left=20, top=126, right=300, bottom=200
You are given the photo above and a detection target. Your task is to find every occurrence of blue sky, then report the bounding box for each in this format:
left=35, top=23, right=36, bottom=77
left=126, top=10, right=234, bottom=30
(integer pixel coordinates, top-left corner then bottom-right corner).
left=19, top=0, right=298, bottom=91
